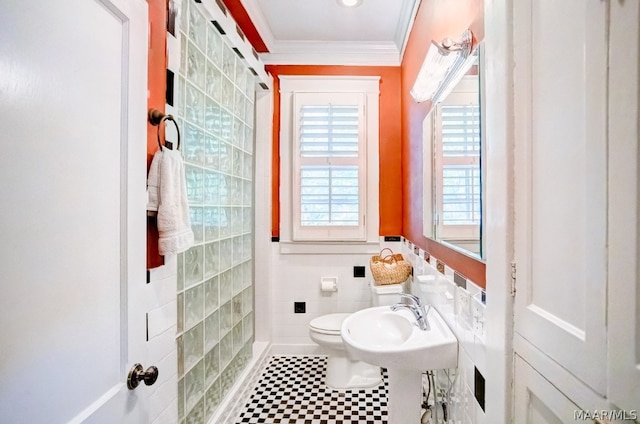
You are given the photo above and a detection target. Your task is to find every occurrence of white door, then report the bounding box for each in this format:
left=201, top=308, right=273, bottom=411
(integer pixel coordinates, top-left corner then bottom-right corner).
left=0, top=0, right=150, bottom=423
left=512, top=0, right=608, bottom=396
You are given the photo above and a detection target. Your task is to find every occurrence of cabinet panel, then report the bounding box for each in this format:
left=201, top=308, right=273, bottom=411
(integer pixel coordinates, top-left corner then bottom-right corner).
left=513, top=0, right=608, bottom=395
left=514, top=356, right=581, bottom=424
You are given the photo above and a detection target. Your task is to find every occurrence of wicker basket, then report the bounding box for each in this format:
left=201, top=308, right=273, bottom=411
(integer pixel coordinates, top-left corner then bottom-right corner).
left=369, top=248, right=412, bottom=285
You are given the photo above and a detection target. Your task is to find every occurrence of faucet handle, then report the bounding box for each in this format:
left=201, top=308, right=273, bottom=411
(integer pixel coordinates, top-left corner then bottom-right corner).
left=400, top=293, right=423, bottom=306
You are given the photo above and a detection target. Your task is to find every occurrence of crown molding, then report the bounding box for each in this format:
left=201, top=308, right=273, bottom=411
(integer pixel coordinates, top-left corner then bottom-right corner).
left=239, top=0, right=276, bottom=49
left=261, top=41, right=401, bottom=66
left=398, top=0, right=422, bottom=59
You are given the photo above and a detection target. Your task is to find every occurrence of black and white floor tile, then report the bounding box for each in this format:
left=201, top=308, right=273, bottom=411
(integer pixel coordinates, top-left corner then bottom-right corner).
left=235, top=355, right=389, bottom=424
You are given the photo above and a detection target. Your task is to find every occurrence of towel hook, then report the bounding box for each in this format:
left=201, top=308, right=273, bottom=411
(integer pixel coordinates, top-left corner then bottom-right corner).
left=148, top=109, right=181, bottom=151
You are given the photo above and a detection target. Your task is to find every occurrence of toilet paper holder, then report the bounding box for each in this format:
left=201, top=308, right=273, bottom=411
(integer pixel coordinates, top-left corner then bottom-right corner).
left=321, top=277, right=338, bottom=292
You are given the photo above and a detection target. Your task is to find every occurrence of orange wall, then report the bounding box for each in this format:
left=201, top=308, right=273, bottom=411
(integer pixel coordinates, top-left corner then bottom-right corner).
left=267, top=65, right=404, bottom=238
left=146, top=0, right=167, bottom=269
left=401, top=0, right=486, bottom=286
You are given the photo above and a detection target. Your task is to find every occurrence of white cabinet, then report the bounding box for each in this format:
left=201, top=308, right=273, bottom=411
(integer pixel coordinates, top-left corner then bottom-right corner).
left=513, top=0, right=608, bottom=396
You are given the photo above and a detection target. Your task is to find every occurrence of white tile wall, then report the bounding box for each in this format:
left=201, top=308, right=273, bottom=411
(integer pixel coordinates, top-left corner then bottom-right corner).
left=268, top=240, right=403, bottom=348
left=146, top=257, right=179, bottom=424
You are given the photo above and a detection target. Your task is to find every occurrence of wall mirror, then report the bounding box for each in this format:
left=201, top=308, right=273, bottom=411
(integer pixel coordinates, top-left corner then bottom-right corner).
left=423, top=47, right=485, bottom=260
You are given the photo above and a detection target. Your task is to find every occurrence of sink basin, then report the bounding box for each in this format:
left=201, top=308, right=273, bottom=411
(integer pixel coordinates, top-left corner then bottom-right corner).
left=341, top=305, right=458, bottom=424
left=341, top=305, right=458, bottom=371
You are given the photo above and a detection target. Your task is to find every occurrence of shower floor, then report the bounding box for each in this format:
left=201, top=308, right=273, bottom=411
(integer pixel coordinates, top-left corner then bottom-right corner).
left=235, top=355, right=389, bottom=424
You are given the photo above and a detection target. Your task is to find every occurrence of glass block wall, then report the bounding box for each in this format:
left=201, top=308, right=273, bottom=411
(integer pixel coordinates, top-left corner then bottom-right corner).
left=175, top=1, right=255, bottom=422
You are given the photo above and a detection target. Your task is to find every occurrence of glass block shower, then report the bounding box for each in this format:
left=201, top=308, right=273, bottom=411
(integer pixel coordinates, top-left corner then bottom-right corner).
left=175, top=1, right=255, bottom=422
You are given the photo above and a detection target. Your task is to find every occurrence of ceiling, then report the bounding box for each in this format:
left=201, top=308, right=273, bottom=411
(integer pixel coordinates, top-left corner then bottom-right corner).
left=239, top=0, right=421, bottom=65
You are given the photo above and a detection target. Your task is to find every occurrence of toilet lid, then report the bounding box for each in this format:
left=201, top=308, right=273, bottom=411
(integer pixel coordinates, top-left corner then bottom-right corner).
left=309, top=313, right=351, bottom=335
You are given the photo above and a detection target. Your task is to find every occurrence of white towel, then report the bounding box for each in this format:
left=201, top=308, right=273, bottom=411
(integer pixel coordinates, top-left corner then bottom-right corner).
left=146, top=149, right=194, bottom=255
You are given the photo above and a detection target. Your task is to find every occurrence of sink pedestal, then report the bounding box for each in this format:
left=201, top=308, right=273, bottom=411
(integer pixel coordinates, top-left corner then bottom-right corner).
left=387, top=369, right=422, bottom=424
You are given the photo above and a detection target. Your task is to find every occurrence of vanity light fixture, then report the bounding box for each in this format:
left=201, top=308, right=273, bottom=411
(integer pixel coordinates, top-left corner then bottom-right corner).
left=337, top=0, right=363, bottom=7
left=410, top=29, right=476, bottom=104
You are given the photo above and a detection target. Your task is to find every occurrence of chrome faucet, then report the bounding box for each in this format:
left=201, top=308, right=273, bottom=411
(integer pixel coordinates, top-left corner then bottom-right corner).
left=390, top=293, right=432, bottom=331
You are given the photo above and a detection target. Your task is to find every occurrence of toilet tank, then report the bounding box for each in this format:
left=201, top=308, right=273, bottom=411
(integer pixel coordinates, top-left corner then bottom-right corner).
left=370, top=282, right=405, bottom=306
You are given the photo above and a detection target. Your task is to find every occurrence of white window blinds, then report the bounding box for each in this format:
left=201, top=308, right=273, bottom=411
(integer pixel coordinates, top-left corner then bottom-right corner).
left=441, top=104, right=481, bottom=226
left=292, top=93, right=366, bottom=241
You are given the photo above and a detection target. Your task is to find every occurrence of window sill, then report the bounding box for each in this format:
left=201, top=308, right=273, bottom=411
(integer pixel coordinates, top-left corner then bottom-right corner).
left=278, top=241, right=381, bottom=255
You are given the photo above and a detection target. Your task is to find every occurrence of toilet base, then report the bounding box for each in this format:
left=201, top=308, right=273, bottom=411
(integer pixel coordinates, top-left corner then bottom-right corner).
left=325, top=354, right=382, bottom=390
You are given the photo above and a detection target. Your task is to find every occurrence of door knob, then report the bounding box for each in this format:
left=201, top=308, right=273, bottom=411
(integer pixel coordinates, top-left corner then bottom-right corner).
left=127, top=363, right=159, bottom=390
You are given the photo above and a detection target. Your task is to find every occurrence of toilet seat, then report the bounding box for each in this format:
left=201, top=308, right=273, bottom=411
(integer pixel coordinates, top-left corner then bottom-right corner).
left=309, top=313, right=350, bottom=335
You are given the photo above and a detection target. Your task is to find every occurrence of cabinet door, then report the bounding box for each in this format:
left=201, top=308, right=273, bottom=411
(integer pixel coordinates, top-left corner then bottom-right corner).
left=513, top=0, right=608, bottom=395
left=514, top=355, right=582, bottom=424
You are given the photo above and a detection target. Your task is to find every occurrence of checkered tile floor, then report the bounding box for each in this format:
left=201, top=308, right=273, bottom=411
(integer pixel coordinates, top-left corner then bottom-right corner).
left=235, top=355, right=389, bottom=424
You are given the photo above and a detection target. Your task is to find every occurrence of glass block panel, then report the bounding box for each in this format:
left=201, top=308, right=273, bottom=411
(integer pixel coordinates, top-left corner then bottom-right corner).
left=221, top=77, right=234, bottom=111
left=245, top=97, right=254, bottom=127
left=204, top=276, right=219, bottom=316
left=243, top=312, right=254, bottom=343
left=188, top=3, right=206, bottom=53
left=244, top=125, right=253, bottom=153
left=204, top=135, right=220, bottom=170
left=177, top=76, right=186, bottom=117
left=204, top=345, right=220, bottom=388
left=232, top=322, right=243, bottom=355
left=230, top=177, right=241, bottom=205
left=180, top=0, right=189, bottom=36
left=190, top=206, right=204, bottom=244
left=177, top=292, right=185, bottom=334
left=184, top=245, right=204, bottom=287
left=219, top=142, right=232, bottom=174
left=178, top=252, right=185, bottom=291
left=219, top=174, right=231, bottom=206
left=204, top=310, right=220, bottom=351
left=184, top=123, right=205, bottom=166
left=232, top=236, right=242, bottom=266
left=243, top=234, right=252, bottom=262
left=204, top=206, right=220, bottom=241
left=203, top=170, right=219, bottom=205
left=184, top=359, right=204, bottom=414
left=185, top=396, right=204, bottom=424
left=204, top=377, right=221, bottom=421
left=219, top=331, right=233, bottom=368
left=231, top=147, right=242, bottom=178
left=232, top=295, right=243, bottom=326
left=235, top=66, right=246, bottom=94
left=203, top=241, right=219, bottom=278
left=222, top=44, right=235, bottom=79
left=220, top=302, right=233, bottom=336
left=206, top=25, right=223, bottom=69
left=204, top=98, right=221, bottom=136
left=242, top=207, right=252, bottom=234
left=220, top=109, right=233, bottom=142
left=185, top=81, right=204, bottom=127
left=243, top=151, right=252, bottom=180
left=232, top=265, right=243, bottom=295
left=243, top=179, right=252, bottom=207
left=234, top=88, right=245, bottom=119
left=230, top=207, right=242, bottom=236
left=219, top=270, right=233, bottom=304
left=205, top=62, right=222, bottom=103
left=220, top=360, right=234, bottom=395
left=183, top=323, right=203, bottom=372
left=219, top=238, right=233, bottom=271
left=177, top=335, right=185, bottom=377
left=178, top=377, right=185, bottom=419
left=242, top=287, right=253, bottom=315
left=233, top=118, right=244, bottom=149
left=185, top=284, right=204, bottom=331
left=219, top=207, right=232, bottom=239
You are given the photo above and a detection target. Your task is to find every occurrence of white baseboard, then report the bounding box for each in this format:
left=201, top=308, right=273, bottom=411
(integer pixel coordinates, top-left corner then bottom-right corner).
left=269, top=343, right=324, bottom=356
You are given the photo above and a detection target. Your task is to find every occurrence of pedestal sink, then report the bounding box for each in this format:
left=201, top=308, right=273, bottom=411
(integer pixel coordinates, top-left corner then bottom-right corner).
left=341, top=306, right=458, bottom=424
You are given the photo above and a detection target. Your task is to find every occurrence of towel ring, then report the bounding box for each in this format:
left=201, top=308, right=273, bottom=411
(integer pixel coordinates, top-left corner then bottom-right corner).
left=148, top=109, right=181, bottom=151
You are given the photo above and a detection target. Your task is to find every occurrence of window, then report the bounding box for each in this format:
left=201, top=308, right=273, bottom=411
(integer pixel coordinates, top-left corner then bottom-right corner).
left=433, top=77, right=481, bottom=241
left=279, top=77, right=380, bottom=250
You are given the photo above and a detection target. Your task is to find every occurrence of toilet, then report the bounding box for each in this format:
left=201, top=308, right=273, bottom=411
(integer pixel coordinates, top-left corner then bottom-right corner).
left=308, top=282, right=406, bottom=390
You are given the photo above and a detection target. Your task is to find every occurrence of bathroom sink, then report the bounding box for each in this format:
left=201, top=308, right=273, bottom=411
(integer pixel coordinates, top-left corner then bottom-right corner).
left=340, top=305, right=458, bottom=424
left=341, top=305, right=457, bottom=371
